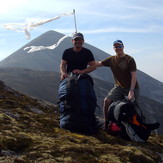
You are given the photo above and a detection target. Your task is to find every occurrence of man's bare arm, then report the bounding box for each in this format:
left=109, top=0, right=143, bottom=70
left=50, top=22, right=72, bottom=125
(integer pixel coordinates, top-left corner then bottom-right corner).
left=60, top=60, right=68, bottom=80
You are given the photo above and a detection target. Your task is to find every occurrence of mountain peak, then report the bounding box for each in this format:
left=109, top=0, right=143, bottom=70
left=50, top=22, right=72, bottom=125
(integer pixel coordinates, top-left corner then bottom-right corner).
left=0, top=30, right=112, bottom=80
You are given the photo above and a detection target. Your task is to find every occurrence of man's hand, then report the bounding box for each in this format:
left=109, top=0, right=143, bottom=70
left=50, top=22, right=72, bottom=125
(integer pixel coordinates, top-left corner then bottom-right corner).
left=61, top=73, right=68, bottom=80
left=128, top=89, right=135, bottom=101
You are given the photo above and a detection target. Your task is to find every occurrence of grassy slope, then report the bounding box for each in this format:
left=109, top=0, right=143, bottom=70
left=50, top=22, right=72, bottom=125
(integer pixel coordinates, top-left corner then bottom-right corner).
left=0, top=80, right=163, bottom=163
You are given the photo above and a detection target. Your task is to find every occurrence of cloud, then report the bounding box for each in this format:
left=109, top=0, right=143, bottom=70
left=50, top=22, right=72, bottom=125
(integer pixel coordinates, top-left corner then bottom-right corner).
left=0, top=39, right=6, bottom=45
left=56, top=25, right=163, bottom=35
left=0, top=0, right=26, bottom=14
left=78, top=0, right=163, bottom=25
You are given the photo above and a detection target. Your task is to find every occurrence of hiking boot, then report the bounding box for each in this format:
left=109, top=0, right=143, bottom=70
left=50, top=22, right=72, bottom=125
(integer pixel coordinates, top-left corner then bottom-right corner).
left=144, top=122, right=160, bottom=130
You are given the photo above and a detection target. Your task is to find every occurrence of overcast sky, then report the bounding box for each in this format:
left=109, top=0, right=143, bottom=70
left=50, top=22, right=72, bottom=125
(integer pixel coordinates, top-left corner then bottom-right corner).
left=0, top=0, right=163, bottom=82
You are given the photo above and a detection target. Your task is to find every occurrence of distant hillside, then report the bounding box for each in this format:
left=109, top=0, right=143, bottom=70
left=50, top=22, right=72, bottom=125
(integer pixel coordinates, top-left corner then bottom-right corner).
left=0, top=67, right=162, bottom=135
left=0, top=30, right=113, bottom=82
left=0, top=30, right=163, bottom=104
left=0, top=67, right=112, bottom=114
left=0, top=80, right=163, bottom=163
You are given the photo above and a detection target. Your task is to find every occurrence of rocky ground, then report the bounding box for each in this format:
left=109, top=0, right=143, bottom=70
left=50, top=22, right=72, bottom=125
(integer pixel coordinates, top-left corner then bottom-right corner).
left=0, top=80, right=162, bottom=163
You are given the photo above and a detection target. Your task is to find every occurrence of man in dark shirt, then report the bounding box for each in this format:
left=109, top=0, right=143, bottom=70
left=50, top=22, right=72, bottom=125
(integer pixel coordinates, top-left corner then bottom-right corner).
left=60, top=32, right=96, bottom=80
left=59, top=33, right=98, bottom=134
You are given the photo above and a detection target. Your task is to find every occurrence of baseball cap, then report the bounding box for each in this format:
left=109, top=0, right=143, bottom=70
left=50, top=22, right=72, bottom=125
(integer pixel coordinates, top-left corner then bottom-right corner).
left=113, top=40, right=123, bottom=45
left=72, top=32, right=84, bottom=40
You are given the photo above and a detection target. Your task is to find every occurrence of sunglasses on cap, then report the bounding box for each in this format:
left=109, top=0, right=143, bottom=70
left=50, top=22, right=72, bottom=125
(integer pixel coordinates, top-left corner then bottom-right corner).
left=114, top=45, right=123, bottom=49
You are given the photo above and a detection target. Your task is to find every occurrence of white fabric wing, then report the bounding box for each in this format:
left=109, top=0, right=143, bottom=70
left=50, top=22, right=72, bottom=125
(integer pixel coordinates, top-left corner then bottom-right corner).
left=24, top=35, right=71, bottom=53
left=4, top=12, right=74, bottom=40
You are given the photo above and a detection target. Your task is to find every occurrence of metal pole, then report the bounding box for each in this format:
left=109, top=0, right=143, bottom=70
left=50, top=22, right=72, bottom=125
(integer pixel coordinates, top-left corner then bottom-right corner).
left=73, top=9, right=77, bottom=33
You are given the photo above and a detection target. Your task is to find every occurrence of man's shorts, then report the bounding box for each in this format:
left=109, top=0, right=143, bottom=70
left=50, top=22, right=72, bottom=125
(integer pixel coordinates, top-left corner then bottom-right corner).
left=107, top=85, right=140, bottom=104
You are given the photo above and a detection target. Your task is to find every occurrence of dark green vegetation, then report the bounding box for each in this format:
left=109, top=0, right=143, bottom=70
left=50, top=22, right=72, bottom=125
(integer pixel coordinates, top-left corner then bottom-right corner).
left=0, top=80, right=163, bottom=163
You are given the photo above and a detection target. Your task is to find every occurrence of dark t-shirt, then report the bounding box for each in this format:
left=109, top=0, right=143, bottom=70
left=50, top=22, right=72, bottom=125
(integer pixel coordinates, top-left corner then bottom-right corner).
left=62, top=47, right=95, bottom=73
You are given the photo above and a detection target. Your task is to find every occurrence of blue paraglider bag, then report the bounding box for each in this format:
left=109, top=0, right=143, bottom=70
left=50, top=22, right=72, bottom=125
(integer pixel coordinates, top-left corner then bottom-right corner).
left=58, top=73, right=98, bottom=134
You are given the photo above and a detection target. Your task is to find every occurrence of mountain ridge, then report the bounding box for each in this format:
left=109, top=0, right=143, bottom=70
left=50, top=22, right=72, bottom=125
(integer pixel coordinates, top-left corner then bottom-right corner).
left=0, top=30, right=163, bottom=104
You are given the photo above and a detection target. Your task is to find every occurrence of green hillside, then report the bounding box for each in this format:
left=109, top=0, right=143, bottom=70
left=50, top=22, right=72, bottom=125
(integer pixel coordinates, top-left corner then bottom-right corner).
left=0, top=80, right=162, bottom=163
